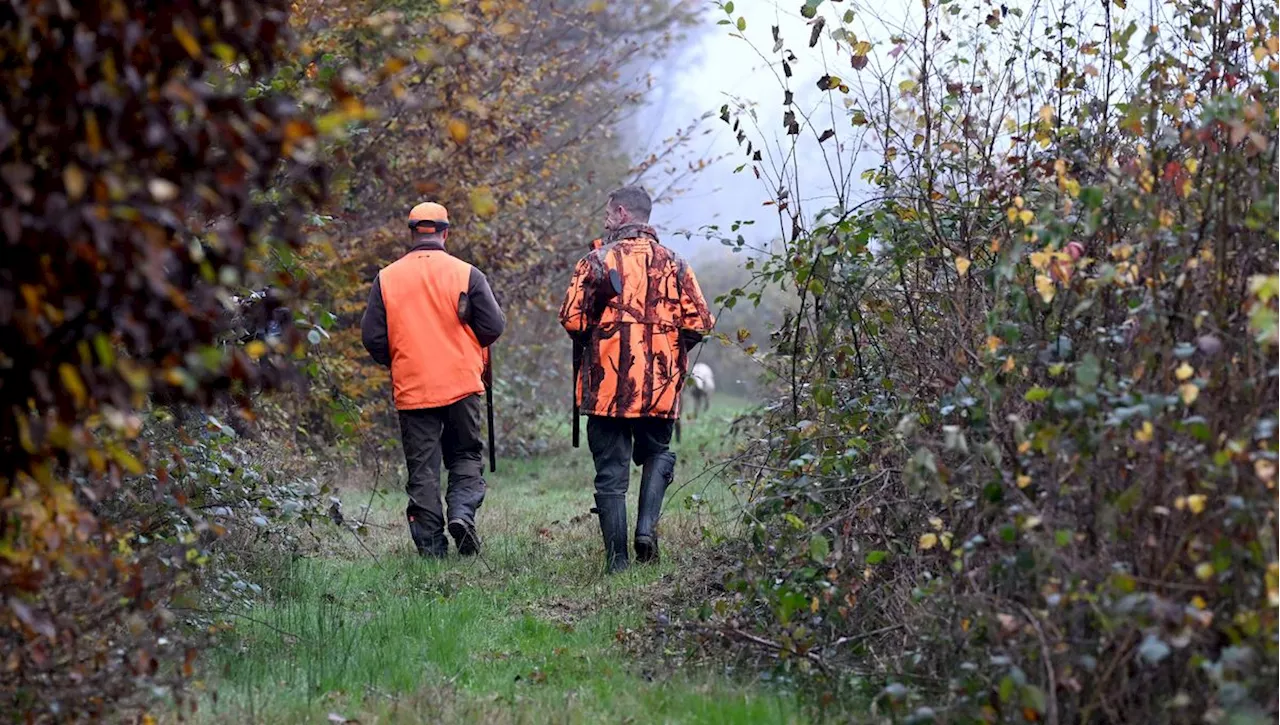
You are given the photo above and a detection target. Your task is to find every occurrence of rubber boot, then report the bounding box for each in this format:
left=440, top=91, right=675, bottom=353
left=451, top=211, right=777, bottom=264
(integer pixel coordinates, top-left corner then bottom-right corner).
left=448, top=518, right=481, bottom=556
left=634, top=451, right=675, bottom=564
left=593, top=493, right=630, bottom=574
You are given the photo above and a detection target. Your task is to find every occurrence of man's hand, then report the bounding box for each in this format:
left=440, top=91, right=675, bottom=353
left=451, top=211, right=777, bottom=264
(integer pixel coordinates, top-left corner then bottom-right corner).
left=679, top=329, right=705, bottom=350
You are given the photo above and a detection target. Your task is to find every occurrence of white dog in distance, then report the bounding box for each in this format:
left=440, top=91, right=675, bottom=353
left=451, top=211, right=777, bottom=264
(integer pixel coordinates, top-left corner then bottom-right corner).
left=686, top=362, right=715, bottom=417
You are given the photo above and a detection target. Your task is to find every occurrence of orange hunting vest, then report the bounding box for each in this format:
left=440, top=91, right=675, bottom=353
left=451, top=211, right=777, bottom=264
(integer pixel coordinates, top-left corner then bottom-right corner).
left=379, top=249, right=485, bottom=410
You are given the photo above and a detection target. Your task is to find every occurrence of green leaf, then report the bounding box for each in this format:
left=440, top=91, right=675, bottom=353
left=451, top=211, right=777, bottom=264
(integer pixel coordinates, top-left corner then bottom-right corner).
left=1021, top=685, right=1047, bottom=714
left=809, top=533, right=830, bottom=562
left=737, top=16, right=747, bottom=31
left=1075, top=353, right=1101, bottom=389
left=998, top=675, right=1016, bottom=703
left=1024, top=386, right=1052, bottom=402
left=724, top=1, right=734, bottom=12
left=801, top=0, right=823, bottom=19
left=867, top=550, right=889, bottom=564
left=1080, top=186, right=1104, bottom=209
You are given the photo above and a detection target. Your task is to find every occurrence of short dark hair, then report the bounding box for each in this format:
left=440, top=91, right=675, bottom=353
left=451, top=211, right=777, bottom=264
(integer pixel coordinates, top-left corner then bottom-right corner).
left=607, top=185, right=652, bottom=223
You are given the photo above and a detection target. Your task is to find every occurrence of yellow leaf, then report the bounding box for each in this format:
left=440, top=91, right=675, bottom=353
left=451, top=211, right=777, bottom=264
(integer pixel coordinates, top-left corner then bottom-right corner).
left=1185, top=158, right=1199, bottom=175
left=1175, top=362, right=1194, bottom=381
left=1135, top=420, right=1154, bottom=443
left=1179, top=383, right=1199, bottom=405
left=1016, top=474, right=1031, bottom=489
left=929, top=516, right=944, bottom=531
left=110, top=445, right=144, bottom=475
left=245, top=340, right=267, bottom=361
left=853, top=41, right=872, bottom=56
left=469, top=186, right=497, bottom=217
left=172, top=22, right=202, bottom=59
left=1003, top=356, right=1016, bottom=373
left=1023, top=515, right=1042, bottom=530
left=1190, top=595, right=1207, bottom=610
left=1017, top=440, right=1031, bottom=454
left=63, top=164, right=87, bottom=201
left=940, top=532, right=953, bottom=550
left=1194, top=562, right=1214, bottom=581
left=919, top=532, right=938, bottom=550
left=1029, top=251, right=1051, bottom=270
left=493, top=21, right=520, bottom=37
left=1038, top=105, right=1055, bottom=124
left=448, top=118, right=470, bottom=144
left=1034, top=274, right=1056, bottom=303
left=587, top=0, right=607, bottom=12
left=986, top=336, right=1002, bottom=354
left=1186, top=494, right=1207, bottom=514
left=954, top=256, right=971, bottom=277
left=1018, top=209, right=1035, bottom=225
left=59, top=363, right=87, bottom=408
left=1255, top=459, right=1276, bottom=483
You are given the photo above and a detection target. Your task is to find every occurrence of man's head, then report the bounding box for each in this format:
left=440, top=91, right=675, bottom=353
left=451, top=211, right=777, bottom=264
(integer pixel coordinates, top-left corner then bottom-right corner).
left=408, top=201, right=450, bottom=244
left=604, top=186, right=652, bottom=230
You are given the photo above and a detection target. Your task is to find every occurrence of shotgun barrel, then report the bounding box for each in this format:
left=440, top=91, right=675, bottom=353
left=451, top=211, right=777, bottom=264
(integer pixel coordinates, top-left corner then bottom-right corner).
left=485, top=350, right=495, bottom=473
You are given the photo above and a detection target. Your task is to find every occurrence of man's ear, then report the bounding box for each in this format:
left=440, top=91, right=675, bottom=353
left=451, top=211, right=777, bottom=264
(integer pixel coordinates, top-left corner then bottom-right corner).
left=442, top=229, right=450, bottom=243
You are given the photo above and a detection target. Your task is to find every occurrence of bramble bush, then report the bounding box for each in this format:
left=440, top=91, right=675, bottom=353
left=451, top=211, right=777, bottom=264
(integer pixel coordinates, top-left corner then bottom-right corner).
left=704, top=0, right=1278, bottom=721
left=0, top=1, right=336, bottom=718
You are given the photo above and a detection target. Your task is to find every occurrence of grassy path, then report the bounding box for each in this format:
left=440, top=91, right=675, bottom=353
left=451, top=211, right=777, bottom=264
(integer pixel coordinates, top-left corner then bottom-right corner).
left=198, top=403, right=806, bottom=724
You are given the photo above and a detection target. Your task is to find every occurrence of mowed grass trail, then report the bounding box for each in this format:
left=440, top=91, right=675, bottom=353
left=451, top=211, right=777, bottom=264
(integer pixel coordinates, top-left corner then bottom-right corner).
left=195, top=401, right=807, bottom=724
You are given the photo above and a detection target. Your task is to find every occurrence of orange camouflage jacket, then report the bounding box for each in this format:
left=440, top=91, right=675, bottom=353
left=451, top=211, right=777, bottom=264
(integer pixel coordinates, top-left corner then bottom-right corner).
left=559, top=225, right=715, bottom=419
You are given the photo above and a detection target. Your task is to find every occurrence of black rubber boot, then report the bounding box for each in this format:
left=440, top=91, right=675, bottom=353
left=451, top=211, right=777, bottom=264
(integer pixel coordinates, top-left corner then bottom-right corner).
left=413, top=531, right=448, bottom=559
left=448, top=518, right=481, bottom=556
left=634, top=451, right=675, bottom=564
left=593, top=493, right=630, bottom=574
left=409, top=513, right=448, bottom=558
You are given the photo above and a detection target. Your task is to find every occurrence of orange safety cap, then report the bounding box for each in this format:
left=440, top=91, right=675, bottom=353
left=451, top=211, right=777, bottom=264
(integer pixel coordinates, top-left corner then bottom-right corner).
left=408, top=201, right=450, bottom=232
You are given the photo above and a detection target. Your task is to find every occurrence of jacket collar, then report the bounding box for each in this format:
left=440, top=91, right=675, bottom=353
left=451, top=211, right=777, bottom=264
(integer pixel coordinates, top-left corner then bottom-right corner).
left=605, top=223, right=660, bottom=245
left=409, top=238, right=447, bottom=253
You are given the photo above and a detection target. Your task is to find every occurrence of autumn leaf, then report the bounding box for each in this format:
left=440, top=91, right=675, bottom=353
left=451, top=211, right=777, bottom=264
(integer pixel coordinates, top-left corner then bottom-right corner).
left=1135, top=420, right=1155, bottom=443
left=1175, top=362, right=1194, bottom=381
left=1255, top=459, right=1276, bottom=483
left=1194, top=562, right=1214, bottom=581
left=955, top=256, right=971, bottom=277
left=469, top=186, right=498, bottom=217
left=1186, top=494, right=1207, bottom=514
left=448, top=119, right=470, bottom=144
left=63, top=165, right=87, bottom=201
left=58, top=364, right=87, bottom=408
left=1017, top=474, right=1031, bottom=489
left=1034, top=274, right=1056, bottom=303
left=172, top=21, right=202, bottom=59
left=919, top=532, right=938, bottom=550
left=1179, top=383, right=1199, bottom=405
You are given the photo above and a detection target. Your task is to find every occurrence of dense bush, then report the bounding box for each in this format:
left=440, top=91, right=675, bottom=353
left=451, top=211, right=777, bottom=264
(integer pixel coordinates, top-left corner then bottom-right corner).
left=708, top=0, right=1278, bottom=721
left=0, top=1, right=331, bottom=717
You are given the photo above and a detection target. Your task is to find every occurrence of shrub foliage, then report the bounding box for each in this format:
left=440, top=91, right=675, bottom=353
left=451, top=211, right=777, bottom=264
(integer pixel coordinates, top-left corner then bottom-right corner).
left=712, top=0, right=1278, bottom=721
left=0, top=0, right=324, bottom=716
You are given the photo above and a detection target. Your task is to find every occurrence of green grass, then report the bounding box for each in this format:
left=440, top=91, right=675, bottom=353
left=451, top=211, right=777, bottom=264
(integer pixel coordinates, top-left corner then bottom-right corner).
left=196, top=399, right=806, bottom=724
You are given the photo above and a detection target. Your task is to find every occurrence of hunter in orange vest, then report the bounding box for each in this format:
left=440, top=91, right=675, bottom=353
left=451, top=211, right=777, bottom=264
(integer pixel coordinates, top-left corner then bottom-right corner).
left=559, top=186, right=715, bottom=572
left=362, top=202, right=505, bottom=558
